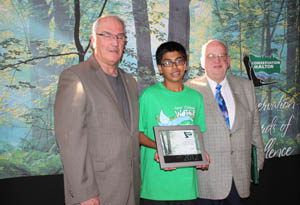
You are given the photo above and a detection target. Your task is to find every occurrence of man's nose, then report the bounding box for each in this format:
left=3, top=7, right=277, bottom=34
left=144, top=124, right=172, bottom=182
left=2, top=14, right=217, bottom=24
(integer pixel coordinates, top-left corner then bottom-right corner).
left=214, top=56, right=221, bottom=63
left=111, top=36, right=119, bottom=45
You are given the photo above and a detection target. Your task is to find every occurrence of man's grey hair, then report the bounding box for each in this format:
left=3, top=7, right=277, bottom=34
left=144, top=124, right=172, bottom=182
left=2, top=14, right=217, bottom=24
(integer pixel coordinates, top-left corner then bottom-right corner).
left=200, top=39, right=228, bottom=67
left=91, top=15, right=126, bottom=35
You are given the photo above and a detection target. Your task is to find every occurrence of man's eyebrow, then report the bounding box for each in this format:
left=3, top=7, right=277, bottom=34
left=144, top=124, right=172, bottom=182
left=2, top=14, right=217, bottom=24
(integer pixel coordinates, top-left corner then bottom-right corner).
left=162, top=57, right=184, bottom=61
left=101, top=31, right=126, bottom=35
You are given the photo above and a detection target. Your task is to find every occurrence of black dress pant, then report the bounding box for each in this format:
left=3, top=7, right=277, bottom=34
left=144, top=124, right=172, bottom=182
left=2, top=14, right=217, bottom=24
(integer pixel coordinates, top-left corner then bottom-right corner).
left=141, top=198, right=197, bottom=205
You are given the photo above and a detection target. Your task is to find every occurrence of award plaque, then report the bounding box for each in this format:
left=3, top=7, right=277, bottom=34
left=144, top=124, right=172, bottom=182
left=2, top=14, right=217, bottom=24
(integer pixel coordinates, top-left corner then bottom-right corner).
left=154, top=125, right=207, bottom=169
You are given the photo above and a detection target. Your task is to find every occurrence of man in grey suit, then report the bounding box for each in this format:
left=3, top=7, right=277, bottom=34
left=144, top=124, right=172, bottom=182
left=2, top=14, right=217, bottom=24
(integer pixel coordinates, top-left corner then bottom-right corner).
left=54, top=16, right=140, bottom=205
left=186, top=40, right=264, bottom=205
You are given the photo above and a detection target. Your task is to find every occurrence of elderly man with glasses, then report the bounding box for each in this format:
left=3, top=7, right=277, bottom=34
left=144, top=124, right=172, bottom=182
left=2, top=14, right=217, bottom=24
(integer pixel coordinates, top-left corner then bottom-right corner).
left=186, top=40, right=264, bottom=205
left=54, top=15, right=140, bottom=205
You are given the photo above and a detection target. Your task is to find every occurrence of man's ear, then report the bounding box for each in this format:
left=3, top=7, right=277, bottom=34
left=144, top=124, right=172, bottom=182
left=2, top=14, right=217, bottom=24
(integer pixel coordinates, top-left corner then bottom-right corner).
left=200, top=57, right=205, bottom=70
left=90, top=34, right=95, bottom=49
left=200, top=56, right=205, bottom=70
left=227, top=55, right=231, bottom=68
left=157, top=64, right=163, bottom=75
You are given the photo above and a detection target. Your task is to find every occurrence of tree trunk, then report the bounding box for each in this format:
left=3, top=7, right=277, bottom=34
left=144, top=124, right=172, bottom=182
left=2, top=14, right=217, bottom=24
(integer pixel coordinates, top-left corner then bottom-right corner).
left=168, top=0, right=190, bottom=81
left=297, top=2, right=300, bottom=135
left=214, top=0, right=226, bottom=43
left=264, top=0, right=273, bottom=127
left=237, top=0, right=243, bottom=76
left=286, top=0, right=298, bottom=137
left=286, top=0, right=297, bottom=87
left=260, top=26, right=265, bottom=56
left=53, top=0, right=73, bottom=42
left=28, top=0, right=51, bottom=144
left=74, top=0, right=84, bottom=62
left=53, top=0, right=74, bottom=75
left=132, top=0, right=155, bottom=93
left=265, top=0, right=271, bottom=57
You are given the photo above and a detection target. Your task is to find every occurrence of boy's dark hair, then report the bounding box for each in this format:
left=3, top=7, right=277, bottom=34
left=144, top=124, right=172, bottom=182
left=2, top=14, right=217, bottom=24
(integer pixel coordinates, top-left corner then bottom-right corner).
left=155, top=41, right=187, bottom=65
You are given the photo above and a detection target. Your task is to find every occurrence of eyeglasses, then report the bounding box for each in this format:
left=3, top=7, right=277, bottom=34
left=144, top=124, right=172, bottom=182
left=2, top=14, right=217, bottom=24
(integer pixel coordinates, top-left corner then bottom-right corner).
left=161, top=59, right=186, bottom=67
left=96, top=32, right=127, bottom=42
left=206, top=53, right=228, bottom=60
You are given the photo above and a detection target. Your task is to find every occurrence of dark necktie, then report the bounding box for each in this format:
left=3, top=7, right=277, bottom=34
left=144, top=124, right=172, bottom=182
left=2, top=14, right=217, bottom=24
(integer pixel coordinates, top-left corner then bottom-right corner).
left=216, top=84, right=230, bottom=128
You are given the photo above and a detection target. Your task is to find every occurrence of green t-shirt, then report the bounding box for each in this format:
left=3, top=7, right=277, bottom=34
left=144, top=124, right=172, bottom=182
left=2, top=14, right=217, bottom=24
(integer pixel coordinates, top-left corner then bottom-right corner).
left=139, top=83, right=206, bottom=200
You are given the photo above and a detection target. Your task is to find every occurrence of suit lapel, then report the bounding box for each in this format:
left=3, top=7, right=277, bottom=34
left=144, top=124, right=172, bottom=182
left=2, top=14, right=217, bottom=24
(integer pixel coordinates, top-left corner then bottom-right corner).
left=88, top=56, right=128, bottom=129
left=119, top=71, right=134, bottom=133
left=227, top=76, right=243, bottom=132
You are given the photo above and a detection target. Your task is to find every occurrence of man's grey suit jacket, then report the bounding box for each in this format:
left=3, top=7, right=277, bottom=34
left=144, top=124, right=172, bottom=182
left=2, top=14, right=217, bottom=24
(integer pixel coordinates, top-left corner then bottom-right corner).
left=54, top=56, right=140, bottom=205
left=186, top=75, right=264, bottom=199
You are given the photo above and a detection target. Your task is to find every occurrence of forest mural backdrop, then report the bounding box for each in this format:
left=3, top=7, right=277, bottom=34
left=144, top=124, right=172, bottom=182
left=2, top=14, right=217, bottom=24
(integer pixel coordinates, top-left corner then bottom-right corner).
left=0, top=0, right=299, bottom=179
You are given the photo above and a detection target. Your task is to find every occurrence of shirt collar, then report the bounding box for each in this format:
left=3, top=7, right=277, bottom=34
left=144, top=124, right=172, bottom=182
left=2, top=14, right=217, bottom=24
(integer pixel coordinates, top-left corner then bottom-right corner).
left=206, top=75, right=228, bottom=91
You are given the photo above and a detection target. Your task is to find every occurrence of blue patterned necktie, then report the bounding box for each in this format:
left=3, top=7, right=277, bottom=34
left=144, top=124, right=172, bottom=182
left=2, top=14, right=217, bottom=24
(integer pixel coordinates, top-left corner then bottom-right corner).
left=216, top=84, right=230, bottom=128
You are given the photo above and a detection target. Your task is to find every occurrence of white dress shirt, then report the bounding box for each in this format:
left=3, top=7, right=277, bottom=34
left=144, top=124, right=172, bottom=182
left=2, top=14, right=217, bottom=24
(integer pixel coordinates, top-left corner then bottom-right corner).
left=206, top=76, right=236, bottom=130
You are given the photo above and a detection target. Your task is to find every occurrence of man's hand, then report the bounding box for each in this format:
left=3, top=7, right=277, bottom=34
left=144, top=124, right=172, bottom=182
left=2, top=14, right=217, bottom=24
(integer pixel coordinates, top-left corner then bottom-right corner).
left=154, top=151, right=176, bottom=171
left=80, top=196, right=100, bottom=205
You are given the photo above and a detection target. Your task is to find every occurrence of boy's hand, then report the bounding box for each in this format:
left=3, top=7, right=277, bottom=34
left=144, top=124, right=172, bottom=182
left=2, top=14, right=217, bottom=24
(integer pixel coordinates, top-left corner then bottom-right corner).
left=154, top=151, right=176, bottom=171
left=196, top=152, right=210, bottom=170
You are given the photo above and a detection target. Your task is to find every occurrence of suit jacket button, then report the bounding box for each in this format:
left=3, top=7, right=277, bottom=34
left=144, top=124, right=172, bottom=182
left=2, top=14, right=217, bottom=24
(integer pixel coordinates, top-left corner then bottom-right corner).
left=231, top=151, right=234, bottom=154
left=69, top=191, right=74, bottom=198
left=229, top=133, right=232, bottom=137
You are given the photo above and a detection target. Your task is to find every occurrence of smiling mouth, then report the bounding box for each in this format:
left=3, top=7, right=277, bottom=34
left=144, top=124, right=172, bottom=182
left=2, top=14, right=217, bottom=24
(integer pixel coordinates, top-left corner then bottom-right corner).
left=171, top=71, right=181, bottom=77
left=108, top=48, right=119, bottom=53
left=213, top=65, right=222, bottom=69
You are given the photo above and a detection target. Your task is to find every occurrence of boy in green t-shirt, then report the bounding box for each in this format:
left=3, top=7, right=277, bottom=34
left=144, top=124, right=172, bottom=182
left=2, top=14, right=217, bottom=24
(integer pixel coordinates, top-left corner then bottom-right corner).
left=139, top=41, right=209, bottom=205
